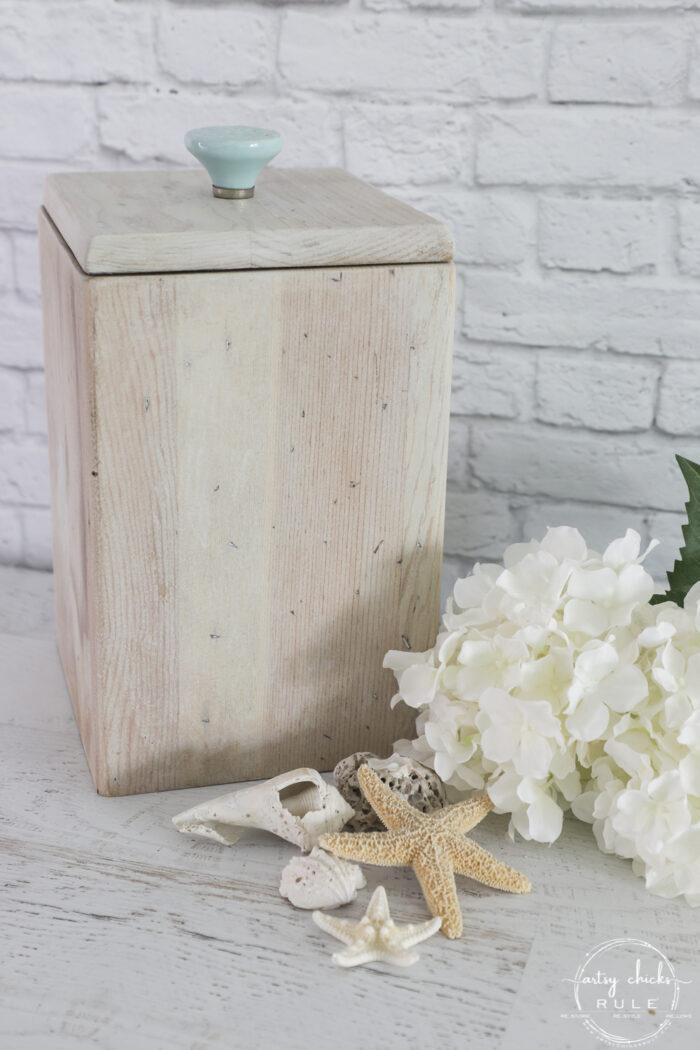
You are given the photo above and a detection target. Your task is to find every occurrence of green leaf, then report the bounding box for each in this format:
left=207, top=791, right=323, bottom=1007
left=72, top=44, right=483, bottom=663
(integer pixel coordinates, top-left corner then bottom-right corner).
left=651, top=454, right=700, bottom=607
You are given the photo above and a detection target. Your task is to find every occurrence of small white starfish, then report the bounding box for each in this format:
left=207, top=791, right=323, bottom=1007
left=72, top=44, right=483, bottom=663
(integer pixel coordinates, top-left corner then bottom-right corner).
left=312, top=885, right=441, bottom=968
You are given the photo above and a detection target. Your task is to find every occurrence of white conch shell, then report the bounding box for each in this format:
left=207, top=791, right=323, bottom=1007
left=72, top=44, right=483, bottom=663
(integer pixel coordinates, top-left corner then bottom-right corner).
left=279, top=847, right=366, bottom=910
left=172, top=768, right=354, bottom=852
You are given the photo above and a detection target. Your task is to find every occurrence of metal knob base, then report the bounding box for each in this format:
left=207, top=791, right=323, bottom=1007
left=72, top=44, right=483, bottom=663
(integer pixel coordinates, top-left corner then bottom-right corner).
left=213, top=186, right=254, bottom=199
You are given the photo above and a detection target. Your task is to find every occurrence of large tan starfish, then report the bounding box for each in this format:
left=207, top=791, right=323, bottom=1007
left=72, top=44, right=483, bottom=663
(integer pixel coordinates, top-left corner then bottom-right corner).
left=319, top=766, right=532, bottom=938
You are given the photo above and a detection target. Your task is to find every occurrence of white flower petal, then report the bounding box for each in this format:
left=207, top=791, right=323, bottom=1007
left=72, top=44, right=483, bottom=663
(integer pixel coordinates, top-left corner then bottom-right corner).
left=397, top=663, right=437, bottom=708
left=604, top=738, right=654, bottom=781
left=566, top=694, right=610, bottom=742
left=487, top=770, right=522, bottom=811
left=615, top=563, right=655, bottom=607
left=554, top=768, right=582, bottom=802
left=654, top=668, right=679, bottom=693
left=568, top=566, right=617, bottom=603
left=648, top=769, right=685, bottom=804
left=679, top=752, right=700, bottom=796
left=383, top=648, right=430, bottom=675
left=563, top=598, right=608, bottom=636
left=432, top=750, right=456, bottom=783
left=684, top=653, right=700, bottom=701
left=513, top=733, right=554, bottom=780
left=683, top=581, right=700, bottom=616
left=437, top=630, right=464, bottom=664
left=571, top=791, right=597, bottom=823
left=603, top=529, right=641, bottom=569
left=665, top=693, right=693, bottom=729
left=638, top=621, right=676, bottom=648
left=540, top=526, right=588, bottom=563
left=517, top=779, right=564, bottom=842
left=479, top=724, right=521, bottom=765
left=452, top=564, right=501, bottom=611
left=509, top=809, right=531, bottom=841
left=574, top=642, right=619, bottom=686
left=601, top=665, right=648, bottom=714
left=679, top=711, right=700, bottom=749
left=517, top=698, right=560, bottom=737
left=662, top=642, right=685, bottom=682
left=477, top=686, right=518, bottom=724
left=502, top=540, right=538, bottom=568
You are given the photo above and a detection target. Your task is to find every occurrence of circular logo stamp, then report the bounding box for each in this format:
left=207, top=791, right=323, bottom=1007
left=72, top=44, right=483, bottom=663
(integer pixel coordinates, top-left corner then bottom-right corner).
left=563, top=937, right=690, bottom=1047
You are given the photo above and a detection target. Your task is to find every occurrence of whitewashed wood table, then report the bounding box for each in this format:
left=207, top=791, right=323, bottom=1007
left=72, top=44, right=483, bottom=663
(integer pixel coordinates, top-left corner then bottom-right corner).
left=1, top=567, right=699, bottom=1050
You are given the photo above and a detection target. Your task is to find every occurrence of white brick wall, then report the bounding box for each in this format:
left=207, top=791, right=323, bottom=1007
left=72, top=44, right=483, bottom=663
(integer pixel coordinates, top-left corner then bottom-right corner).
left=548, top=23, right=687, bottom=105
left=538, top=197, right=658, bottom=274
left=0, top=0, right=696, bottom=589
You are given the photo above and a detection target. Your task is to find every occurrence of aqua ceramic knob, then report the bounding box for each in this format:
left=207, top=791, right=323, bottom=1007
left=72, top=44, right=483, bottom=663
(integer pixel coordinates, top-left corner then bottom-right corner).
left=185, top=125, right=283, bottom=199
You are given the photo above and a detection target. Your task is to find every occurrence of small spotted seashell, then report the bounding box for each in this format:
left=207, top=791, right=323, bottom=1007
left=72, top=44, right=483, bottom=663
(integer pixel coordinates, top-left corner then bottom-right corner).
left=279, top=847, right=366, bottom=909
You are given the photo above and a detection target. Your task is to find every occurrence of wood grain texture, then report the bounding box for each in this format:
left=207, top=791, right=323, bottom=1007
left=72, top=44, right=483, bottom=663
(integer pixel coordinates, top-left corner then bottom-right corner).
left=93, top=272, right=180, bottom=795
left=42, top=167, right=454, bottom=275
left=1, top=626, right=698, bottom=1050
left=39, top=209, right=101, bottom=786
left=41, top=214, right=454, bottom=795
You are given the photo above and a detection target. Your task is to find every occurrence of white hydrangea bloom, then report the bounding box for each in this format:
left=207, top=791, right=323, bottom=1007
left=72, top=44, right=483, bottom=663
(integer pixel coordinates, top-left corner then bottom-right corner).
left=384, top=526, right=700, bottom=907
left=611, top=771, right=691, bottom=861
left=564, top=531, right=656, bottom=637
left=565, top=641, right=648, bottom=742
left=488, top=769, right=564, bottom=842
left=475, top=687, right=562, bottom=780
left=643, top=825, right=700, bottom=905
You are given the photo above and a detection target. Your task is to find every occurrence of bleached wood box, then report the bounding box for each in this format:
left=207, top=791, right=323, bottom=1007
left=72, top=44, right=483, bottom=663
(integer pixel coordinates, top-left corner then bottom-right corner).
left=39, top=166, right=455, bottom=796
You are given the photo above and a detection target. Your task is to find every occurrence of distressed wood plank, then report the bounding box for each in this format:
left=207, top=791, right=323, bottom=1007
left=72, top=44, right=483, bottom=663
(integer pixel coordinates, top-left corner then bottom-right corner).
left=42, top=209, right=454, bottom=795
left=0, top=835, right=517, bottom=1050
left=38, top=210, right=101, bottom=786
left=1, top=626, right=699, bottom=1050
left=92, top=272, right=180, bottom=795
left=42, top=168, right=454, bottom=275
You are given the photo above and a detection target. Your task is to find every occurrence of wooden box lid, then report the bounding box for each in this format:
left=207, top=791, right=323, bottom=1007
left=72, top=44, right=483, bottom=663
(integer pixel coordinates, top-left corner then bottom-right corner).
left=42, top=167, right=454, bottom=276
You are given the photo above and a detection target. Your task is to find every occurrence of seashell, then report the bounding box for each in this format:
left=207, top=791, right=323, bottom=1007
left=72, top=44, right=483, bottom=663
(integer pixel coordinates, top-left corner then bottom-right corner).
left=279, top=847, right=366, bottom=910
left=334, top=751, right=447, bottom=832
left=173, top=768, right=354, bottom=852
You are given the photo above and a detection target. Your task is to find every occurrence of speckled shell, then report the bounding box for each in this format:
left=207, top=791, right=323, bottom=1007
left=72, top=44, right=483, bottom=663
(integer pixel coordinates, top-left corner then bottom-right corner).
left=279, top=847, right=366, bottom=909
left=173, top=768, right=354, bottom=852
left=334, top=752, right=447, bottom=831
